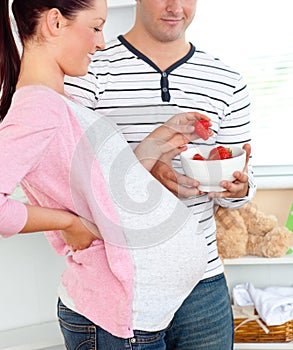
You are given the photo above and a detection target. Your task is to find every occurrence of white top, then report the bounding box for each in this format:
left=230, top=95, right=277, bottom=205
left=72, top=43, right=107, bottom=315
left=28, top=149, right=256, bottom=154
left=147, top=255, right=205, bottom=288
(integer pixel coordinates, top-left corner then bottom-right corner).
left=60, top=97, right=208, bottom=331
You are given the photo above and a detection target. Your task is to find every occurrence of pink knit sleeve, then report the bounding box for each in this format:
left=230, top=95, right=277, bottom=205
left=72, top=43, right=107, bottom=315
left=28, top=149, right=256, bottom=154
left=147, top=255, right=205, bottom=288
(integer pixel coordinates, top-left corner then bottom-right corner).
left=0, top=196, right=28, bottom=237
left=0, top=87, right=64, bottom=237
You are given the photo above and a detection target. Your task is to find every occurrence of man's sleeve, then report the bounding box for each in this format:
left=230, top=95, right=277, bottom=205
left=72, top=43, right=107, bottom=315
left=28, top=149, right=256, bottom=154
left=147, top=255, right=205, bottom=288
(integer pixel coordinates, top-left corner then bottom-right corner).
left=215, top=75, right=257, bottom=208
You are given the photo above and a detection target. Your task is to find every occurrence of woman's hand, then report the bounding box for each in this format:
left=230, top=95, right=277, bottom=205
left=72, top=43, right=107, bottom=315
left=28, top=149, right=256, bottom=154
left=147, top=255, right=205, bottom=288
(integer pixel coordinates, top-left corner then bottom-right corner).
left=61, top=216, right=102, bottom=251
left=135, top=112, right=212, bottom=171
left=20, top=204, right=102, bottom=251
left=150, top=148, right=202, bottom=198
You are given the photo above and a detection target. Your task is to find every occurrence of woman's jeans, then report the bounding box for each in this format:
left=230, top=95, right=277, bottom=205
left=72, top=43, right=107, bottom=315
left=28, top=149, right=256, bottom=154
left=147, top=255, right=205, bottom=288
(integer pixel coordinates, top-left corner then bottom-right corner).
left=57, top=273, right=233, bottom=350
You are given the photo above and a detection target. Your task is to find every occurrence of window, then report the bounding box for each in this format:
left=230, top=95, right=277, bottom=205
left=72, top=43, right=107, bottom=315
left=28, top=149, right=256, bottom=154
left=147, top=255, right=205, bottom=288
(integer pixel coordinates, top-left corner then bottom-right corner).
left=186, top=0, right=293, bottom=189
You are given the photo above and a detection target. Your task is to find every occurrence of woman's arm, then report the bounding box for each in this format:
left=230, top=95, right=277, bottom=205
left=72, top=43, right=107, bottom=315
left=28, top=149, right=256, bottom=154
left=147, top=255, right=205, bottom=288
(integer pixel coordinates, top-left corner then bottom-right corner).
left=20, top=204, right=101, bottom=251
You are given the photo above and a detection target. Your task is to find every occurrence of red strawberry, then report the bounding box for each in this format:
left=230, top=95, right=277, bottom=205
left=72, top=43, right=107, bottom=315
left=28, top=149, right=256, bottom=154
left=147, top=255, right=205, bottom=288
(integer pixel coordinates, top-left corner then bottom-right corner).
left=194, top=119, right=210, bottom=140
left=192, top=153, right=205, bottom=160
left=208, top=146, right=232, bottom=160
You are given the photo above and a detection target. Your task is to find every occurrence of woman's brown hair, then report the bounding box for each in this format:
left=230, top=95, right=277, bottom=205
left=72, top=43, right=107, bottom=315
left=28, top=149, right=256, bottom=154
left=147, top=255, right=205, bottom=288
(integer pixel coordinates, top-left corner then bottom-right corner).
left=0, top=0, right=94, bottom=120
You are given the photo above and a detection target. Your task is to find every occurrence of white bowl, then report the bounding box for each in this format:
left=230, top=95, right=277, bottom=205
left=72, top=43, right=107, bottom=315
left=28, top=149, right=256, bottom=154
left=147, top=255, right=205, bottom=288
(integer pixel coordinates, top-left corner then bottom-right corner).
left=180, top=145, right=246, bottom=192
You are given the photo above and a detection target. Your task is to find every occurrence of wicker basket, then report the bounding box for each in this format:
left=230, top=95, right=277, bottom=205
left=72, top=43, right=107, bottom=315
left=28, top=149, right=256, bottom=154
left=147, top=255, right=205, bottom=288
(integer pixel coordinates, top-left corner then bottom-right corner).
left=234, top=310, right=293, bottom=343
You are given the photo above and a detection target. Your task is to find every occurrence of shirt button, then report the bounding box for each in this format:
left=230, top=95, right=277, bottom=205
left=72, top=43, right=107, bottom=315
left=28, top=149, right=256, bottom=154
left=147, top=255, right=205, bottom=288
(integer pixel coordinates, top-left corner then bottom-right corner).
left=162, top=72, right=167, bottom=77
left=130, top=338, right=136, bottom=343
left=162, top=87, right=168, bottom=92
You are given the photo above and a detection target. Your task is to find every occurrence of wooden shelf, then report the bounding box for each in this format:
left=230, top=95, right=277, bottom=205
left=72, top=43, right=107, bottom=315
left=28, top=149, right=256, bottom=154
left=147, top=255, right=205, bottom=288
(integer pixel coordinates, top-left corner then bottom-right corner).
left=225, top=253, right=293, bottom=349
left=224, top=254, right=293, bottom=266
left=234, top=342, right=293, bottom=349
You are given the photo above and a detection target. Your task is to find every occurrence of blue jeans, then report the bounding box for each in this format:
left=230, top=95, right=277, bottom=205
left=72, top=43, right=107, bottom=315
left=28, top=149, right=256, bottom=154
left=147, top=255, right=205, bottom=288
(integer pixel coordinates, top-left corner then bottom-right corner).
left=57, top=273, right=233, bottom=350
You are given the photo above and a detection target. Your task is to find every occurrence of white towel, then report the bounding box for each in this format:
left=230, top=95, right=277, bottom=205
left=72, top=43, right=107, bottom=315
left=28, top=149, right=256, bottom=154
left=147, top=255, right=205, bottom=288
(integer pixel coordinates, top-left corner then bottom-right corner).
left=232, top=283, right=254, bottom=306
left=233, top=283, right=293, bottom=326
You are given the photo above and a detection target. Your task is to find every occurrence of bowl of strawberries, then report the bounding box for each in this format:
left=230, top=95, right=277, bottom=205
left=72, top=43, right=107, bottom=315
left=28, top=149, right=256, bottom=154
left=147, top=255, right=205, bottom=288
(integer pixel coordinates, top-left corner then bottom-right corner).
left=180, top=145, right=246, bottom=192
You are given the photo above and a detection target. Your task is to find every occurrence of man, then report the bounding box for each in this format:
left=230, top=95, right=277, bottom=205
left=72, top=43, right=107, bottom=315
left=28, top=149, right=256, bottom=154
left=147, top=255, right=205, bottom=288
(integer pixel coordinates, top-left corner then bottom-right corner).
left=65, top=0, right=256, bottom=348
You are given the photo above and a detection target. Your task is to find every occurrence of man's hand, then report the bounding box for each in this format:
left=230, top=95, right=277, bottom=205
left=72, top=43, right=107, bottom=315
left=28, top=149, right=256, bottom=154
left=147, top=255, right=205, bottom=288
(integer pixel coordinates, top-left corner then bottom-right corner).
left=208, top=144, right=251, bottom=199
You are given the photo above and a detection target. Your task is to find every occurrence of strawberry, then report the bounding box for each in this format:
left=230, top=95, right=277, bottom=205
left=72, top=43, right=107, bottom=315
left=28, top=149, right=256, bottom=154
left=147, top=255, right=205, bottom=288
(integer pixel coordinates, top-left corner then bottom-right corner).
left=192, top=153, right=205, bottom=160
left=194, top=119, right=210, bottom=140
left=208, top=146, right=232, bottom=160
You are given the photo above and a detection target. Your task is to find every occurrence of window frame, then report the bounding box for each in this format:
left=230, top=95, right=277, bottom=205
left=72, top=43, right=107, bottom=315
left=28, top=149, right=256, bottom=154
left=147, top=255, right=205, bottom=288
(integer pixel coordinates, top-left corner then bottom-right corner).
left=254, top=165, right=293, bottom=190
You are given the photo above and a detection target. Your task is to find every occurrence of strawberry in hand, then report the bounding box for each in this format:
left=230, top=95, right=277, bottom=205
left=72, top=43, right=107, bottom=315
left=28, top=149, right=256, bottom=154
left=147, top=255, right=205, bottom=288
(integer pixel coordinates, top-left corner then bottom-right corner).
left=208, top=146, right=232, bottom=160
left=194, top=119, right=211, bottom=140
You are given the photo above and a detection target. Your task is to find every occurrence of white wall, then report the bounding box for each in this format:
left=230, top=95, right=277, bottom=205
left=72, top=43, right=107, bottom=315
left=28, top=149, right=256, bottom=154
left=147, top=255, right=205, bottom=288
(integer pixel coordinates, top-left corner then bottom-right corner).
left=104, top=5, right=136, bottom=41
left=0, top=234, right=65, bottom=331
left=0, top=5, right=135, bottom=333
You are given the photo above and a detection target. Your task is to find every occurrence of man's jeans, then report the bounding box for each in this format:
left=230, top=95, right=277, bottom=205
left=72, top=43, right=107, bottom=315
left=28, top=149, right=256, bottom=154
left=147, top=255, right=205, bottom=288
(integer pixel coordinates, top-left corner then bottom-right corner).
left=57, top=273, right=233, bottom=350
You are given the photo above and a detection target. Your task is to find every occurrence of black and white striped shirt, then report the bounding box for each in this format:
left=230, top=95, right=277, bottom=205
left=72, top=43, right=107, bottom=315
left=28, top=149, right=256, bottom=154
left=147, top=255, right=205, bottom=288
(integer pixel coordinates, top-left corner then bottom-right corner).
left=65, top=35, right=256, bottom=279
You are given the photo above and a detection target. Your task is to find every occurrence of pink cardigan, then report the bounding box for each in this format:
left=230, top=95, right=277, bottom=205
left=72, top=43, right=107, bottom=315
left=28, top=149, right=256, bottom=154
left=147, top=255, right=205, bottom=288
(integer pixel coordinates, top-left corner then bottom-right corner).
left=0, top=86, right=134, bottom=337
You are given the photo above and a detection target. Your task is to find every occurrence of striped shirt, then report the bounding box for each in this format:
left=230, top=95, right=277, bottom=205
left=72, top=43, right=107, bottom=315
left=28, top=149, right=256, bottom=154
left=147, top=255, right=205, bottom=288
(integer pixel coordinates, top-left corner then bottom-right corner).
left=65, top=35, right=256, bottom=280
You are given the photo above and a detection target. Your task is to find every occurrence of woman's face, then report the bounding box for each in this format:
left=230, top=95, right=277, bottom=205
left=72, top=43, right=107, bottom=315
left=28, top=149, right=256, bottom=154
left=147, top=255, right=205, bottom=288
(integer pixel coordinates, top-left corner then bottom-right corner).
left=58, top=0, right=107, bottom=77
